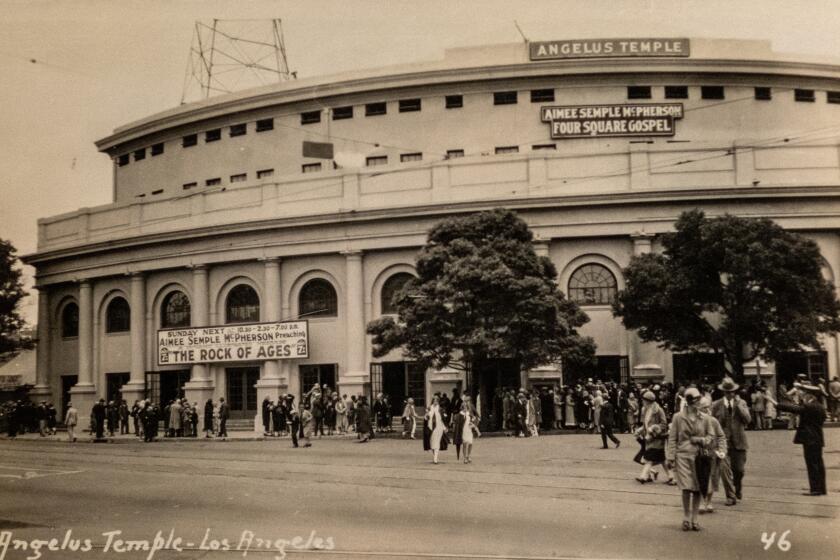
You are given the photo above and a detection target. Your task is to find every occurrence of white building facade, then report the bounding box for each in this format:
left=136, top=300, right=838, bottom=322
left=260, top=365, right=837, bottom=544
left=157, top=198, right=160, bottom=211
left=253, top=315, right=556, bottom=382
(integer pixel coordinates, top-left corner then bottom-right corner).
left=24, top=38, right=840, bottom=427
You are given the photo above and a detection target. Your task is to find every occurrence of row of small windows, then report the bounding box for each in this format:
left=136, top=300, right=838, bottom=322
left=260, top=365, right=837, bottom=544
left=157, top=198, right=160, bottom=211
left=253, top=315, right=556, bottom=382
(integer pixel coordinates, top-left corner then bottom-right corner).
left=60, top=264, right=616, bottom=340
left=628, top=85, right=840, bottom=102
left=180, top=169, right=276, bottom=191
left=118, top=86, right=840, bottom=168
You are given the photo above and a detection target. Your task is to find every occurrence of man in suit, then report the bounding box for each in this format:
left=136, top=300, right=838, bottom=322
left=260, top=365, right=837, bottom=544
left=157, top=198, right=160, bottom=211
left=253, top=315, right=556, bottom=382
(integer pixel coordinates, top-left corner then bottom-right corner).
left=513, top=392, right=528, bottom=437
left=218, top=397, right=229, bottom=438
left=92, top=398, right=107, bottom=440
left=711, top=377, right=752, bottom=505
left=776, top=383, right=827, bottom=496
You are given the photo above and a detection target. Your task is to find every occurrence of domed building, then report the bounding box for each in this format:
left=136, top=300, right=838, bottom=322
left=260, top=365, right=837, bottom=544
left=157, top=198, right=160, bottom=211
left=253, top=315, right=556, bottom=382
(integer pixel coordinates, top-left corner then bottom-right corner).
left=24, top=37, right=840, bottom=426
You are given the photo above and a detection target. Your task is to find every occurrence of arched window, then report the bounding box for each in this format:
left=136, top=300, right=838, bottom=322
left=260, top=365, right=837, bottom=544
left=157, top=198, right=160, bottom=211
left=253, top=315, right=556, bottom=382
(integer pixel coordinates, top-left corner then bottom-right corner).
left=106, top=297, right=131, bottom=333
left=568, top=263, right=618, bottom=305
left=161, top=291, right=191, bottom=328
left=61, top=302, right=79, bottom=338
left=226, top=284, right=260, bottom=324
left=381, top=273, right=414, bottom=314
left=299, top=279, right=338, bottom=318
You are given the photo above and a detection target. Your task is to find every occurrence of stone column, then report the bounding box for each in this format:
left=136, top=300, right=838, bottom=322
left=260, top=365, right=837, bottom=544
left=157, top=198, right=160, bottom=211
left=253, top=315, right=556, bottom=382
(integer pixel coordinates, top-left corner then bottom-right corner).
left=184, top=265, right=215, bottom=405
left=70, top=279, right=97, bottom=428
left=120, top=273, right=147, bottom=405
left=341, top=251, right=368, bottom=395
left=628, top=232, right=664, bottom=382
left=30, top=287, right=52, bottom=401
left=255, top=258, right=286, bottom=433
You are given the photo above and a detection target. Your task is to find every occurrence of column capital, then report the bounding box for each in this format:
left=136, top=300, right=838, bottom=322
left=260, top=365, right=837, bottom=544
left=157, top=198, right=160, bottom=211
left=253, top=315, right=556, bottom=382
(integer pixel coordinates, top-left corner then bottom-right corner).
left=259, top=256, right=281, bottom=264
left=128, top=271, right=145, bottom=280
left=630, top=231, right=655, bottom=240
left=341, top=250, right=363, bottom=259
left=189, top=263, right=208, bottom=272
left=78, top=278, right=92, bottom=289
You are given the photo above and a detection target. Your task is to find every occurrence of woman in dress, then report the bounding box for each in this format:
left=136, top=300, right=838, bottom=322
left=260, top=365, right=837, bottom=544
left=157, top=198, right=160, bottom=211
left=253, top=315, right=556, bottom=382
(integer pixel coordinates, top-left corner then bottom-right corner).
left=665, top=388, right=719, bottom=531
left=423, top=395, right=448, bottom=464
left=763, top=385, right=778, bottom=430
left=459, top=401, right=476, bottom=464
left=402, top=398, right=419, bottom=439
left=335, top=394, right=347, bottom=434
left=592, top=390, right=604, bottom=433
left=553, top=387, right=564, bottom=429
left=564, top=388, right=576, bottom=429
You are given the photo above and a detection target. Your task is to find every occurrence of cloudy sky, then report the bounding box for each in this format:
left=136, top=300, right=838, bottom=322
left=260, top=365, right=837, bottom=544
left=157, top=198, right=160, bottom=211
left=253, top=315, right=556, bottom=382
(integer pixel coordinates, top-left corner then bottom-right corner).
left=2, top=0, right=839, bottom=323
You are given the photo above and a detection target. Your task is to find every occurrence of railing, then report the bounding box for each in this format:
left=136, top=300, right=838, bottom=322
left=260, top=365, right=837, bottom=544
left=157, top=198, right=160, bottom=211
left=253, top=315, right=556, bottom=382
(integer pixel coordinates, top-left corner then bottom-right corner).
left=38, top=141, right=840, bottom=251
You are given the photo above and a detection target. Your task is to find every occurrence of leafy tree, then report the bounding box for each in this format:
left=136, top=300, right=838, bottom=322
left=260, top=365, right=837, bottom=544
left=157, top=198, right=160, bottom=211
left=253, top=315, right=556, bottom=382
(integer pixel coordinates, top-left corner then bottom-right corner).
left=367, top=209, right=595, bottom=375
left=613, top=209, right=840, bottom=380
left=0, top=239, right=32, bottom=355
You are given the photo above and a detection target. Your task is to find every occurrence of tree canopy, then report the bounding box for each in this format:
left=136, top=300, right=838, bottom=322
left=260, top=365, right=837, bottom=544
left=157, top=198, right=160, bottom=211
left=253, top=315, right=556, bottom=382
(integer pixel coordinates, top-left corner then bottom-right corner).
left=0, top=239, right=32, bottom=355
left=613, top=209, right=840, bottom=379
left=367, top=209, right=595, bottom=373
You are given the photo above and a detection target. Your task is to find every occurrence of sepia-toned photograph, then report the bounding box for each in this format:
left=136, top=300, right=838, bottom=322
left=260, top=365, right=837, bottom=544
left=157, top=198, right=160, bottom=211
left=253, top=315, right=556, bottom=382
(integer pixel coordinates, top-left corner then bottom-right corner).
left=1, top=1, right=838, bottom=559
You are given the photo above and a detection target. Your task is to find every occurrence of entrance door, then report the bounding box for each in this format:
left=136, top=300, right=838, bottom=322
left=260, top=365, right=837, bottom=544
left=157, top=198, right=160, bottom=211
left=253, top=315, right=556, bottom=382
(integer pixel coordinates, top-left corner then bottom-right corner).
left=380, top=362, right=427, bottom=417
left=299, top=364, right=337, bottom=400
left=472, top=358, right=520, bottom=430
left=226, top=367, right=259, bottom=419
left=157, top=370, right=191, bottom=409
left=776, top=351, right=828, bottom=388
left=106, top=372, right=130, bottom=403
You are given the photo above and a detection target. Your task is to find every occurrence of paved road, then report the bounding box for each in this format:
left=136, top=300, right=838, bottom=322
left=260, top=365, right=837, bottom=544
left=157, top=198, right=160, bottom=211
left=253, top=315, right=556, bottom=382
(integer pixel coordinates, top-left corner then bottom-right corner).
left=0, top=430, right=837, bottom=560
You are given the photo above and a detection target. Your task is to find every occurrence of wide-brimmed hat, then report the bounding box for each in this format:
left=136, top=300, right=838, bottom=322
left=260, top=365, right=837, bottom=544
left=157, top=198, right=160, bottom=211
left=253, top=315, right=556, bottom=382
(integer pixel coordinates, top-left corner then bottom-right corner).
left=718, top=377, right=739, bottom=392
left=641, top=391, right=656, bottom=402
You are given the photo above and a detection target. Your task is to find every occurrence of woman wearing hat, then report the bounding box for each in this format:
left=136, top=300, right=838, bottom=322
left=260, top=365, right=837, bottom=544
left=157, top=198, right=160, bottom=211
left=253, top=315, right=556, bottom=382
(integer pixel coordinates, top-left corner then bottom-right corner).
left=666, top=388, right=721, bottom=530
left=636, top=390, right=674, bottom=485
left=697, top=396, right=727, bottom=514
left=401, top=398, right=419, bottom=439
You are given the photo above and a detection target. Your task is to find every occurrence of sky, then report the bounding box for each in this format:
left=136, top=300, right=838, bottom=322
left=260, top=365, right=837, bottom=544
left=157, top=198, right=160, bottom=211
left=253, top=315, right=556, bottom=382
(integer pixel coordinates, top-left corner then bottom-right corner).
left=2, top=0, right=840, bottom=325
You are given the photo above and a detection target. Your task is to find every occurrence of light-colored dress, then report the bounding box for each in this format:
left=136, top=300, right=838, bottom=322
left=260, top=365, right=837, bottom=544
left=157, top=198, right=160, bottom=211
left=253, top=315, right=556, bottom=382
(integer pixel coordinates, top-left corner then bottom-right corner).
left=462, top=411, right=474, bottom=444
left=666, top=411, right=722, bottom=491
left=428, top=404, right=444, bottom=451
left=564, top=394, right=576, bottom=426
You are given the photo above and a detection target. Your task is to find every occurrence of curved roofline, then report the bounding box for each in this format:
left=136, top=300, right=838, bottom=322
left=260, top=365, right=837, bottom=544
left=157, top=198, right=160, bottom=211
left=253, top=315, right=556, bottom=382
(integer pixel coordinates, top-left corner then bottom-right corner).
left=95, top=38, right=840, bottom=153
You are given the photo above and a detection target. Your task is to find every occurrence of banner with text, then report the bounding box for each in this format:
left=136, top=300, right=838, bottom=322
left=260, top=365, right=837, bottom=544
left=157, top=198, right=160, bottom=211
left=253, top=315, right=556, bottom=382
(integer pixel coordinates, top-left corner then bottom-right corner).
left=530, top=38, right=690, bottom=60
left=157, top=321, right=309, bottom=366
left=541, top=103, right=684, bottom=139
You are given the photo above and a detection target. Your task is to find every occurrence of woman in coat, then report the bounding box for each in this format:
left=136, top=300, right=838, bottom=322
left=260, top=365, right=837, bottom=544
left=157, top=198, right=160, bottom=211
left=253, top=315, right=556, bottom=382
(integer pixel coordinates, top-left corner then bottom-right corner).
left=636, top=391, right=674, bottom=484
left=401, top=398, right=419, bottom=439
left=423, top=395, right=448, bottom=464
left=697, top=396, right=727, bottom=513
left=356, top=398, right=373, bottom=443
left=666, top=388, right=721, bottom=531
left=335, top=395, right=348, bottom=434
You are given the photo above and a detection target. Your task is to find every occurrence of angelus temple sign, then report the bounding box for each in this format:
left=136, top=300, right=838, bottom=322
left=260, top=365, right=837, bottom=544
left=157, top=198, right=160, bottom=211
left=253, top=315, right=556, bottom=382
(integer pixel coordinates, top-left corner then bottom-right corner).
left=530, top=38, right=690, bottom=60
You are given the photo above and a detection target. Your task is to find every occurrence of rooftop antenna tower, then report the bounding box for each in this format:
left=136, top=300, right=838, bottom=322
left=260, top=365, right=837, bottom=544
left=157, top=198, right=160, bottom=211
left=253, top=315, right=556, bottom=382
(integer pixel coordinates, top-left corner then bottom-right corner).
left=181, top=18, right=295, bottom=104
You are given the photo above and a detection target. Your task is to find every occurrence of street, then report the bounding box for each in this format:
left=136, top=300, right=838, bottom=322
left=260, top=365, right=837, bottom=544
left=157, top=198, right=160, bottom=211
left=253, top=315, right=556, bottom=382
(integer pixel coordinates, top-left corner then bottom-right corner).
left=0, top=430, right=837, bottom=560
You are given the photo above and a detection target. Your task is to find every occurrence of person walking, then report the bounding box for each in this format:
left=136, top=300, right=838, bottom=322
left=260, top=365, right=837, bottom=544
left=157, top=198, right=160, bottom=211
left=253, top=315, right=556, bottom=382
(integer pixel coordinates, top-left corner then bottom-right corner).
left=423, top=396, right=448, bottom=464
left=776, top=383, right=827, bottom=496
left=666, top=388, right=721, bottom=531
left=750, top=384, right=766, bottom=430
left=697, top=396, right=727, bottom=514
left=453, top=401, right=478, bottom=463
left=92, top=399, right=107, bottom=440
left=217, top=397, right=229, bottom=439
left=710, top=377, right=751, bottom=505
left=356, top=397, right=373, bottom=443
left=599, top=399, right=621, bottom=449
left=64, top=402, right=78, bottom=443
left=401, top=398, right=419, bottom=439
left=636, top=391, right=674, bottom=484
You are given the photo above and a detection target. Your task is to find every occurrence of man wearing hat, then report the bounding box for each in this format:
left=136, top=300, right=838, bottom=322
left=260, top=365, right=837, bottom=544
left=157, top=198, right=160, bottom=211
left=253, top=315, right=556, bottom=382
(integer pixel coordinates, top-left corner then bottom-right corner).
left=711, top=377, right=752, bottom=505
left=776, top=383, right=827, bottom=496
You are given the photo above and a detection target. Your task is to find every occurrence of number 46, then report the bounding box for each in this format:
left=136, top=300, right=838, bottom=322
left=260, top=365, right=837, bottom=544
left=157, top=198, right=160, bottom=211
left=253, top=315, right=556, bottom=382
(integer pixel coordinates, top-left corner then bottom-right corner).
left=761, top=530, right=791, bottom=551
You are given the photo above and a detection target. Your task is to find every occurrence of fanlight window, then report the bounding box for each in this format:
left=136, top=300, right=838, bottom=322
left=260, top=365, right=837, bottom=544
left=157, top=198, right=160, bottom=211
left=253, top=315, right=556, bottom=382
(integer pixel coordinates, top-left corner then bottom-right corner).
left=61, top=302, right=79, bottom=338
left=381, top=273, right=414, bottom=314
left=568, top=264, right=618, bottom=305
left=299, top=279, right=338, bottom=318
left=226, top=285, right=260, bottom=324
left=106, top=297, right=131, bottom=333
left=161, top=291, right=191, bottom=328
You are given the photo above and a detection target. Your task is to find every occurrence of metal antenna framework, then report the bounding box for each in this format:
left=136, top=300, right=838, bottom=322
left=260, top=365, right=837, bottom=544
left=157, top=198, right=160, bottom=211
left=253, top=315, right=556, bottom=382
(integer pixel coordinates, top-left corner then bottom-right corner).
left=181, top=18, right=295, bottom=104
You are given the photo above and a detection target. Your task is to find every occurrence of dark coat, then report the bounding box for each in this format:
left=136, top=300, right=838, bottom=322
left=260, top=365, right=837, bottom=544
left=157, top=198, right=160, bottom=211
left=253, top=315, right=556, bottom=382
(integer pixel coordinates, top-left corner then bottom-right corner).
left=600, top=401, right=615, bottom=428
left=451, top=412, right=466, bottom=446
left=422, top=412, right=449, bottom=451
left=777, top=400, right=825, bottom=447
left=203, top=401, right=214, bottom=431
left=356, top=404, right=372, bottom=434
left=218, top=402, right=230, bottom=420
